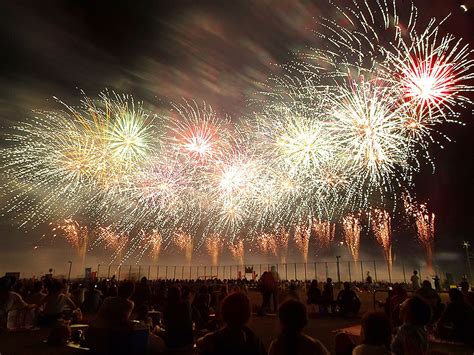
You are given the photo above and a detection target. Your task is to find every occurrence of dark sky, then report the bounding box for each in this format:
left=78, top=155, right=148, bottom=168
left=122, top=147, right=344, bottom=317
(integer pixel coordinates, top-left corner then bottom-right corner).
left=0, top=0, right=473, bottom=276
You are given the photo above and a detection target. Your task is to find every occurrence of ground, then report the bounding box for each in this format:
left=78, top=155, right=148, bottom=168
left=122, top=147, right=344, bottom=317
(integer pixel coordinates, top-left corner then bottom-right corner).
left=0, top=290, right=472, bottom=354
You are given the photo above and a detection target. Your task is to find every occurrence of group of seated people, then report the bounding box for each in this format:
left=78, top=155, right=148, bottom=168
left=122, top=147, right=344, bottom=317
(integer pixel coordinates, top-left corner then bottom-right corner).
left=1, top=273, right=474, bottom=354
left=307, top=279, right=361, bottom=316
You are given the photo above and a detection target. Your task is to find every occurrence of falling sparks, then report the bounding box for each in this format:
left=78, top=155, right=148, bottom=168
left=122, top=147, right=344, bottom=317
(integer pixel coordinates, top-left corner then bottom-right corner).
left=312, top=219, right=335, bottom=248
left=405, top=196, right=435, bottom=273
left=342, top=215, right=361, bottom=263
left=371, top=210, right=392, bottom=274
left=174, top=230, right=193, bottom=265
left=205, top=233, right=222, bottom=266
left=229, top=239, right=245, bottom=266
left=1, top=1, right=473, bottom=263
left=294, top=222, right=311, bottom=264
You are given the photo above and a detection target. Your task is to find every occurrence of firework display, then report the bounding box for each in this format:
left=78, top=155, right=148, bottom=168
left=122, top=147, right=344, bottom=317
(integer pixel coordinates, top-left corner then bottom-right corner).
left=342, top=215, right=362, bottom=263
left=371, top=209, right=393, bottom=274
left=1, top=1, right=472, bottom=265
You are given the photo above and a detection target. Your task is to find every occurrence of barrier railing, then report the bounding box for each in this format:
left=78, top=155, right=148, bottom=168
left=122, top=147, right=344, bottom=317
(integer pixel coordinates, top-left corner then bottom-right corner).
left=95, top=258, right=430, bottom=283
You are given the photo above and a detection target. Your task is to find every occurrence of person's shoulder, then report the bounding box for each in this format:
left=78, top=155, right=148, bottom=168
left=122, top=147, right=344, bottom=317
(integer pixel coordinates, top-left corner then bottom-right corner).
left=301, top=334, right=330, bottom=354
left=197, top=329, right=220, bottom=352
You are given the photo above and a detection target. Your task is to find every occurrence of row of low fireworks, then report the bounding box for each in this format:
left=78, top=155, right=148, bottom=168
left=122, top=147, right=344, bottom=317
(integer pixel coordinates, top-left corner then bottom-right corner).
left=50, top=194, right=435, bottom=275
left=1, top=1, right=467, bottom=262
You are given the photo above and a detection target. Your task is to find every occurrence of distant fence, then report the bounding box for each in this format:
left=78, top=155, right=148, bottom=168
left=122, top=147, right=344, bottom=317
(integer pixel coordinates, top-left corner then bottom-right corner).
left=96, top=258, right=433, bottom=283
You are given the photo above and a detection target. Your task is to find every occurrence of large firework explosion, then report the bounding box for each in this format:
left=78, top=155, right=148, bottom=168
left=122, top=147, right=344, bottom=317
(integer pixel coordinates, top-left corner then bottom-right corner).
left=1, top=1, right=473, bottom=264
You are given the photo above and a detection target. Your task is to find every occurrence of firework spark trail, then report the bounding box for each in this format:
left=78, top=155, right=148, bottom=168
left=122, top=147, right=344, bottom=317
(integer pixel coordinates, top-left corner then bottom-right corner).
left=257, top=233, right=278, bottom=257
left=205, top=233, right=222, bottom=266
left=276, top=227, right=290, bottom=264
left=52, top=219, right=89, bottom=270
left=1, top=1, right=473, bottom=263
left=342, top=214, right=362, bottom=263
left=92, top=226, right=129, bottom=265
left=229, top=239, right=245, bottom=266
left=404, top=196, right=435, bottom=273
left=312, top=219, right=335, bottom=248
left=174, top=229, right=193, bottom=265
left=294, top=222, right=311, bottom=264
left=371, top=209, right=392, bottom=274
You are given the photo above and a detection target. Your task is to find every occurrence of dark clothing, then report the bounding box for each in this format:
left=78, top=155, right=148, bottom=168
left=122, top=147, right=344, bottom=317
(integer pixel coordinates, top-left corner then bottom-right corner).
left=336, top=289, right=360, bottom=315
left=307, top=285, right=321, bottom=305
left=198, top=326, right=267, bottom=355
left=82, top=289, right=103, bottom=314
left=436, top=301, right=474, bottom=345
left=163, top=301, right=193, bottom=348
left=258, top=272, right=278, bottom=314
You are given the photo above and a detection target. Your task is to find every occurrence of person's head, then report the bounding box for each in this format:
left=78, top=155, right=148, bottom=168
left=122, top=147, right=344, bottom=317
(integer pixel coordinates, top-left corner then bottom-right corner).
left=422, top=280, right=432, bottom=289
left=361, top=312, right=391, bottom=348
left=413, top=270, right=418, bottom=275
left=343, top=282, right=350, bottom=290
left=367, top=271, right=370, bottom=276
left=118, top=281, right=135, bottom=299
left=140, top=276, right=148, bottom=284
left=449, top=288, right=464, bottom=304
left=327, top=278, right=332, bottom=284
left=402, top=296, right=431, bottom=326
left=460, top=281, right=470, bottom=292
left=221, top=292, right=251, bottom=329
left=87, top=281, right=96, bottom=291
left=278, top=299, right=307, bottom=334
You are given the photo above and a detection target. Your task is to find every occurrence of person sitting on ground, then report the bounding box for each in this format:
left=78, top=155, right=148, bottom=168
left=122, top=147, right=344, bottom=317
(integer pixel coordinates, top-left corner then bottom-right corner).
left=40, top=278, right=77, bottom=326
left=194, top=284, right=212, bottom=325
left=307, top=280, right=321, bottom=312
left=287, top=281, right=300, bottom=301
left=132, top=277, right=151, bottom=310
left=162, top=285, right=193, bottom=349
left=391, top=296, right=431, bottom=355
left=215, top=284, right=228, bottom=322
left=93, top=281, right=135, bottom=329
left=269, top=299, right=329, bottom=355
left=82, top=281, right=103, bottom=314
left=0, top=276, right=29, bottom=329
left=389, top=285, right=408, bottom=327
left=435, top=288, right=474, bottom=345
left=353, top=312, right=392, bottom=355
left=460, top=281, right=474, bottom=307
left=321, top=278, right=335, bottom=314
left=416, top=280, right=442, bottom=320
left=26, top=281, right=45, bottom=306
left=197, top=292, right=267, bottom=355
left=336, top=282, right=360, bottom=316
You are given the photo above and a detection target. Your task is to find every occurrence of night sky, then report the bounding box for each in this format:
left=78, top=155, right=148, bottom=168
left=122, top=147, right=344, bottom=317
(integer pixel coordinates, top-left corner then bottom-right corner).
left=0, top=0, right=473, bottom=277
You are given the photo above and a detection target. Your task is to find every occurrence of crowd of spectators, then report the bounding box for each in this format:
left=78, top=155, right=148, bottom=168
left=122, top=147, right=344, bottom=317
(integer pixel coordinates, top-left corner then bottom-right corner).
left=1, top=270, right=474, bottom=354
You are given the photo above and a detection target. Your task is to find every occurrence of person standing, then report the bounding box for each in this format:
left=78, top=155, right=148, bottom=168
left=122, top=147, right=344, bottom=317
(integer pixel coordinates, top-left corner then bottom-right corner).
left=433, top=275, right=441, bottom=292
left=258, top=271, right=278, bottom=315
left=411, top=270, right=420, bottom=291
left=366, top=272, right=373, bottom=292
